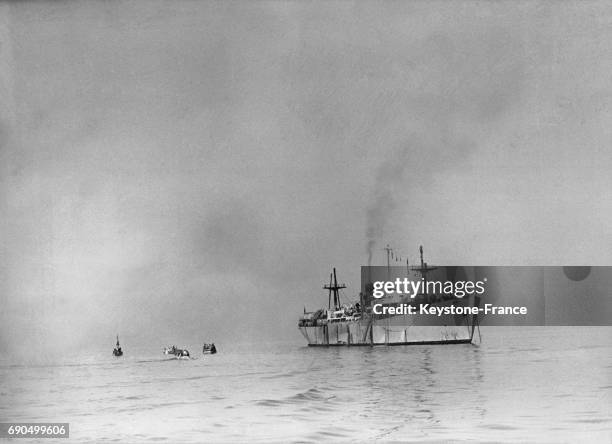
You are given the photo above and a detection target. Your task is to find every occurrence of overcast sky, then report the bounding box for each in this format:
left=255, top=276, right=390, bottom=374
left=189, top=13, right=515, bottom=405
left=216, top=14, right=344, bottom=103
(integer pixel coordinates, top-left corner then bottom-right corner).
left=1, top=1, right=611, bottom=358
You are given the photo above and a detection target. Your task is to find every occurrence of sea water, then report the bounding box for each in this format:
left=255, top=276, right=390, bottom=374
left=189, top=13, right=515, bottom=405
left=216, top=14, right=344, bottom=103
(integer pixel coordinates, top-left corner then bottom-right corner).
left=0, top=327, right=610, bottom=443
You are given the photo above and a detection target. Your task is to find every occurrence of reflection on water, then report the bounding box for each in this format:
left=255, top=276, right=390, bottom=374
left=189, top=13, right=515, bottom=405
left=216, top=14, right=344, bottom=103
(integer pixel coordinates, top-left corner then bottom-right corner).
left=414, top=348, right=436, bottom=424
left=0, top=327, right=610, bottom=442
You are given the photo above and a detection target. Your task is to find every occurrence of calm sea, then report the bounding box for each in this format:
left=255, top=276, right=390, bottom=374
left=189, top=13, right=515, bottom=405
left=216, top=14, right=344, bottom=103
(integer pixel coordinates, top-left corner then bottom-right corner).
left=0, top=327, right=610, bottom=443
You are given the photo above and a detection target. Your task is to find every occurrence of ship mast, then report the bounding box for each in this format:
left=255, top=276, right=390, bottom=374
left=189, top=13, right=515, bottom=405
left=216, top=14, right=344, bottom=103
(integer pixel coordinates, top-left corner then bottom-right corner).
left=384, top=244, right=392, bottom=281
left=324, top=268, right=346, bottom=310
left=412, top=245, right=437, bottom=297
left=327, top=273, right=333, bottom=309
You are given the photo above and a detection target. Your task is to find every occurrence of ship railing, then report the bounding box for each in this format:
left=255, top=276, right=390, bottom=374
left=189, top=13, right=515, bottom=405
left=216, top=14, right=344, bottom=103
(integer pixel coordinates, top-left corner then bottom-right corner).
left=327, top=314, right=362, bottom=323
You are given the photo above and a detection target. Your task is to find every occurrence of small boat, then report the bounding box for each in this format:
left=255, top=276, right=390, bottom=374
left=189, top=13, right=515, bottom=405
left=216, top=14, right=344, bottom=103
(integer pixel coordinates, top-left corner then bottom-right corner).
left=113, top=335, right=123, bottom=357
left=202, top=343, right=217, bottom=354
left=163, top=345, right=190, bottom=359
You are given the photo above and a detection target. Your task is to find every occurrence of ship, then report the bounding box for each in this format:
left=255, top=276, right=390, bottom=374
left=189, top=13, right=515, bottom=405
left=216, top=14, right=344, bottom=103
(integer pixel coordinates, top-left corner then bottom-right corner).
left=163, top=345, right=190, bottom=359
left=113, top=335, right=123, bottom=356
left=202, top=343, right=217, bottom=354
left=298, top=246, right=481, bottom=346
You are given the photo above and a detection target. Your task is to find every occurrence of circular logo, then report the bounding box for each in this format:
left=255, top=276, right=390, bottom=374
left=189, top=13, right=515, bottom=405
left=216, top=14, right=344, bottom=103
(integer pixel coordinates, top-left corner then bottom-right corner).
left=562, top=266, right=591, bottom=281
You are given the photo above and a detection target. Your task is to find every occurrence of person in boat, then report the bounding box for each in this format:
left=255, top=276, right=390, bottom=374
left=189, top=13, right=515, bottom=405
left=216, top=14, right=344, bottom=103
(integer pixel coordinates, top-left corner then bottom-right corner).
left=113, top=335, right=123, bottom=356
left=210, top=343, right=216, bottom=354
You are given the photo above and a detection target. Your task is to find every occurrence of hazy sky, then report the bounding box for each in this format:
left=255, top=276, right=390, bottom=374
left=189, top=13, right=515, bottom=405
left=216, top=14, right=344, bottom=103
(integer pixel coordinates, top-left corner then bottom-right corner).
left=1, top=1, right=611, bottom=357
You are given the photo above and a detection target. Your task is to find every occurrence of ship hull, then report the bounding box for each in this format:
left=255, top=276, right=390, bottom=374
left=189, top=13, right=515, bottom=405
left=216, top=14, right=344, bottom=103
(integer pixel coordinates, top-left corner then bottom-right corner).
left=304, top=339, right=472, bottom=347
left=299, top=313, right=474, bottom=346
